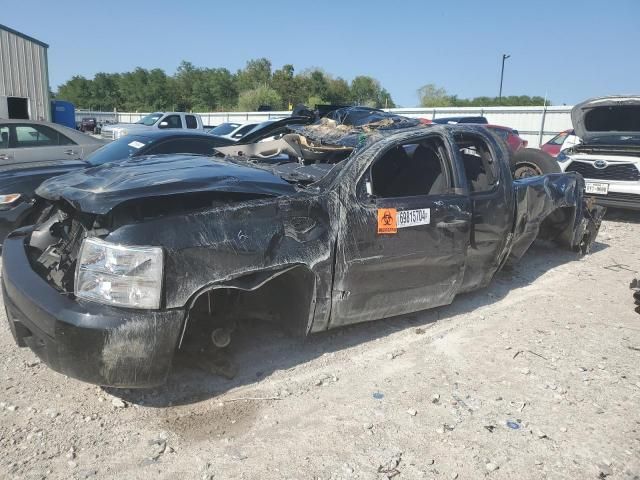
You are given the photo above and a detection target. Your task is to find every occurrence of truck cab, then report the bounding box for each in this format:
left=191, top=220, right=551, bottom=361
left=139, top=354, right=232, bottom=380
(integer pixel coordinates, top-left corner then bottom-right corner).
left=100, top=112, right=204, bottom=140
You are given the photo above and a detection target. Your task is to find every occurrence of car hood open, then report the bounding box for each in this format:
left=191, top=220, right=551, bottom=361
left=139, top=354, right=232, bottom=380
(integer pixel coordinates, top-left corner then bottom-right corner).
left=35, top=154, right=297, bottom=215
left=571, top=96, right=640, bottom=143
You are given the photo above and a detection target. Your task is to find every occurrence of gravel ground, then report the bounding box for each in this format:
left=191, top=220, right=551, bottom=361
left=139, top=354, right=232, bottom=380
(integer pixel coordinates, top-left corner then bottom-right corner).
left=0, top=210, right=639, bottom=480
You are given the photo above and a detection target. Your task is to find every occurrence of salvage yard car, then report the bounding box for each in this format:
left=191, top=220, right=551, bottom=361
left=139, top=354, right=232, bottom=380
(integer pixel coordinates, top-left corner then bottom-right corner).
left=208, top=121, right=258, bottom=140
left=541, top=129, right=575, bottom=157
left=558, top=96, right=640, bottom=210
left=0, top=119, right=105, bottom=164
left=2, top=108, right=604, bottom=388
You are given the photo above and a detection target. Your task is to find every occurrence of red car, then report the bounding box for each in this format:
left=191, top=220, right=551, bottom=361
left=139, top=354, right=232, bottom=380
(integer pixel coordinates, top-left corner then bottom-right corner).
left=485, top=125, right=528, bottom=153
left=541, top=129, right=574, bottom=157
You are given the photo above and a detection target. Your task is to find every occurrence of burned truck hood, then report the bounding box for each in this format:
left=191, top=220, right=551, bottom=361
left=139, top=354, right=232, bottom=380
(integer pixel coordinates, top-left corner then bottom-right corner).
left=35, top=154, right=297, bottom=215
left=571, top=96, right=640, bottom=143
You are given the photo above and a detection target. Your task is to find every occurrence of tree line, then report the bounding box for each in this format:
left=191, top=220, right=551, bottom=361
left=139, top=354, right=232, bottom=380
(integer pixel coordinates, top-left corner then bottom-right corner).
left=55, top=59, right=550, bottom=112
left=417, top=84, right=550, bottom=107
left=55, top=59, right=396, bottom=112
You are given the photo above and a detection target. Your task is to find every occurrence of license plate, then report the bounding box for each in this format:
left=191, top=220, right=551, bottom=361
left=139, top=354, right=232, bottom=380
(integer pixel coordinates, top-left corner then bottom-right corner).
left=585, top=182, right=609, bottom=195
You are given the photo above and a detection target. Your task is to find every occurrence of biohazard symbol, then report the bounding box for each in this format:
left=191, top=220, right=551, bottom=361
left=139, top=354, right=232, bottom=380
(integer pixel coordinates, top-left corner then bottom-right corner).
left=377, top=208, right=397, bottom=234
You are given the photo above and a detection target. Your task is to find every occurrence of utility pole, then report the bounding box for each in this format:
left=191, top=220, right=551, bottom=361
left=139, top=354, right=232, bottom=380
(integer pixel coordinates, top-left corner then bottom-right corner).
left=498, top=53, right=511, bottom=102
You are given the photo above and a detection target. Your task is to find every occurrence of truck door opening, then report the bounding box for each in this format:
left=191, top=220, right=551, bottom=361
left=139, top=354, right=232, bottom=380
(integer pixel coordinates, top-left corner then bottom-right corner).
left=370, top=140, right=450, bottom=197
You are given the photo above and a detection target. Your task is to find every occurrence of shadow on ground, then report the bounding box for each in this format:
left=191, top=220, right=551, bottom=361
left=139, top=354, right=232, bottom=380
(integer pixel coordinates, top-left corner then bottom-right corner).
left=107, top=234, right=609, bottom=408
left=604, top=207, right=640, bottom=224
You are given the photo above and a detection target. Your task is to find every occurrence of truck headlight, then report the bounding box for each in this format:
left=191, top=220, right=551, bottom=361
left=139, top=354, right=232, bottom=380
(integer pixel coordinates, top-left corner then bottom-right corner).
left=75, top=238, right=163, bottom=309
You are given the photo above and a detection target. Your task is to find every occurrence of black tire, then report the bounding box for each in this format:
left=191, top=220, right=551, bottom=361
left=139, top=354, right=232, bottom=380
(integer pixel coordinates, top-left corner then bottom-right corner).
left=511, top=148, right=561, bottom=179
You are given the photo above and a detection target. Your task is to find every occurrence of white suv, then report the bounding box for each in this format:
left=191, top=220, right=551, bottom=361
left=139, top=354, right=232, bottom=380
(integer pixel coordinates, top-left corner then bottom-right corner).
left=558, top=96, right=640, bottom=210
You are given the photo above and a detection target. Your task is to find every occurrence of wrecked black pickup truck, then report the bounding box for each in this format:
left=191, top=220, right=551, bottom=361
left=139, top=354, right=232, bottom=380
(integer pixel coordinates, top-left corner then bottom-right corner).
left=2, top=108, right=604, bottom=387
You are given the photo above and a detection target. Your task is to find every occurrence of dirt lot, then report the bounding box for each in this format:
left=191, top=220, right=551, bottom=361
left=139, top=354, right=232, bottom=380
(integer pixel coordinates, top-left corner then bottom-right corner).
left=0, top=210, right=639, bottom=480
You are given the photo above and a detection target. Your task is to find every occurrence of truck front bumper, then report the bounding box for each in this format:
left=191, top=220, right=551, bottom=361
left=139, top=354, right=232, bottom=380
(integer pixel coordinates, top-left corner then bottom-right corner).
left=1, top=233, right=185, bottom=388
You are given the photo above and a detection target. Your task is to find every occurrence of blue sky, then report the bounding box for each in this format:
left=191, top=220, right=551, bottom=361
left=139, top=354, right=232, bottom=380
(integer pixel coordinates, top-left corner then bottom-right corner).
left=4, top=0, right=639, bottom=107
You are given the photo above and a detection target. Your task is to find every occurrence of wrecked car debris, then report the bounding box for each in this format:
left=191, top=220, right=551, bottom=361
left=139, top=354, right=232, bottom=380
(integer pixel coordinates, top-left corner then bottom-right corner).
left=2, top=107, right=604, bottom=387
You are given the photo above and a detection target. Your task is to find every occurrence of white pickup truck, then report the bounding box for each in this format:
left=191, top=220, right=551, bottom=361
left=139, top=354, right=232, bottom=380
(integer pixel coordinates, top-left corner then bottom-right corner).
left=100, top=112, right=204, bottom=140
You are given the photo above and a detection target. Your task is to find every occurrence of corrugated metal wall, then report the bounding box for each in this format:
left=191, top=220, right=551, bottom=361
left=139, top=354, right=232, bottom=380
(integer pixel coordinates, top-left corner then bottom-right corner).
left=0, top=27, right=50, bottom=120
left=79, top=106, right=573, bottom=147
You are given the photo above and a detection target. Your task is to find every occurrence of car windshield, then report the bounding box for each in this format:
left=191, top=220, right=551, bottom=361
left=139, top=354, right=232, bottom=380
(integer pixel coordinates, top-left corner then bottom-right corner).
left=548, top=132, right=568, bottom=145
left=584, top=106, right=640, bottom=133
left=242, top=121, right=273, bottom=137
left=86, top=135, right=151, bottom=166
left=208, top=123, right=242, bottom=136
left=135, top=113, right=164, bottom=126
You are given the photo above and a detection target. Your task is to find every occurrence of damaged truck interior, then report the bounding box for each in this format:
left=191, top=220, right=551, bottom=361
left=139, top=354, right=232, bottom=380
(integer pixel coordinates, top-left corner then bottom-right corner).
left=2, top=107, right=605, bottom=387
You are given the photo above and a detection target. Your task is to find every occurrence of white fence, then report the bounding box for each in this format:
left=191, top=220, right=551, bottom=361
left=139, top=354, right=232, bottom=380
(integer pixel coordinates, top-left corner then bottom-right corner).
left=77, top=106, right=573, bottom=147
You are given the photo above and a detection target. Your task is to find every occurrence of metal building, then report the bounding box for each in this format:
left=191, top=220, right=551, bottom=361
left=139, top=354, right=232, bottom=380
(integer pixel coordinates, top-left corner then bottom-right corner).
left=0, top=24, right=50, bottom=121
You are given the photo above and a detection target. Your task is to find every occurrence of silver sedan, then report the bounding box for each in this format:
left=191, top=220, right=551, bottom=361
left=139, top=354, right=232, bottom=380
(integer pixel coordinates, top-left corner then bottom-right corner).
left=0, top=119, right=105, bottom=164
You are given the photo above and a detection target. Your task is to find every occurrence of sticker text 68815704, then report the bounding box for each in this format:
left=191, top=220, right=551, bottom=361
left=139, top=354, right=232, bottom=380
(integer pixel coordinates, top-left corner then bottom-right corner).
left=397, top=208, right=430, bottom=228
left=377, top=208, right=430, bottom=234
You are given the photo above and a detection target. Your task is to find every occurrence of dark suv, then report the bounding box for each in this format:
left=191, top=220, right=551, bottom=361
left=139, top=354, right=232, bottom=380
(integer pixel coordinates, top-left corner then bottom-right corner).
left=80, top=118, right=97, bottom=133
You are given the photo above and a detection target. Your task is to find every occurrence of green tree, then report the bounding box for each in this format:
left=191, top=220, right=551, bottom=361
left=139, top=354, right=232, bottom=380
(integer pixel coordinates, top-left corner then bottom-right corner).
left=236, top=58, right=272, bottom=92
left=306, top=95, right=326, bottom=109
left=118, top=68, right=152, bottom=110
left=450, top=95, right=548, bottom=107
left=237, top=85, right=282, bottom=111
left=378, top=88, right=396, bottom=109
left=145, top=68, right=175, bottom=110
left=351, top=76, right=392, bottom=108
left=305, top=69, right=330, bottom=101
left=325, top=77, right=352, bottom=105
left=90, top=73, right=121, bottom=110
left=56, top=75, right=93, bottom=108
left=192, top=68, right=238, bottom=111
left=174, top=61, right=200, bottom=110
left=418, top=83, right=454, bottom=107
left=271, top=64, right=300, bottom=109
left=55, top=59, right=399, bottom=112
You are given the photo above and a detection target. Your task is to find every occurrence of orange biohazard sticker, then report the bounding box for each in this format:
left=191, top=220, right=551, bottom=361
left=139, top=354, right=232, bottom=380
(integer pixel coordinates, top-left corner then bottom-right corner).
left=377, top=208, right=397, bottom=234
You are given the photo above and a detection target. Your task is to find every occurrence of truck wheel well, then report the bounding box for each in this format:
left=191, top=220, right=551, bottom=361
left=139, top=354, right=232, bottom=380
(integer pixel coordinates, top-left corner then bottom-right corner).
left=537, top=206, right=577, bottom=245
left=179, top=265, right=316, bottom=349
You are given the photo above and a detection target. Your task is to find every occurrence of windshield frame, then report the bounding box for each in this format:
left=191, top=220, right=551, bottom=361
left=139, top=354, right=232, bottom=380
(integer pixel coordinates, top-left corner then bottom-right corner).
left=208, top=123, right=243, bottom=136
left=135, top=113, right=164, bottom=126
